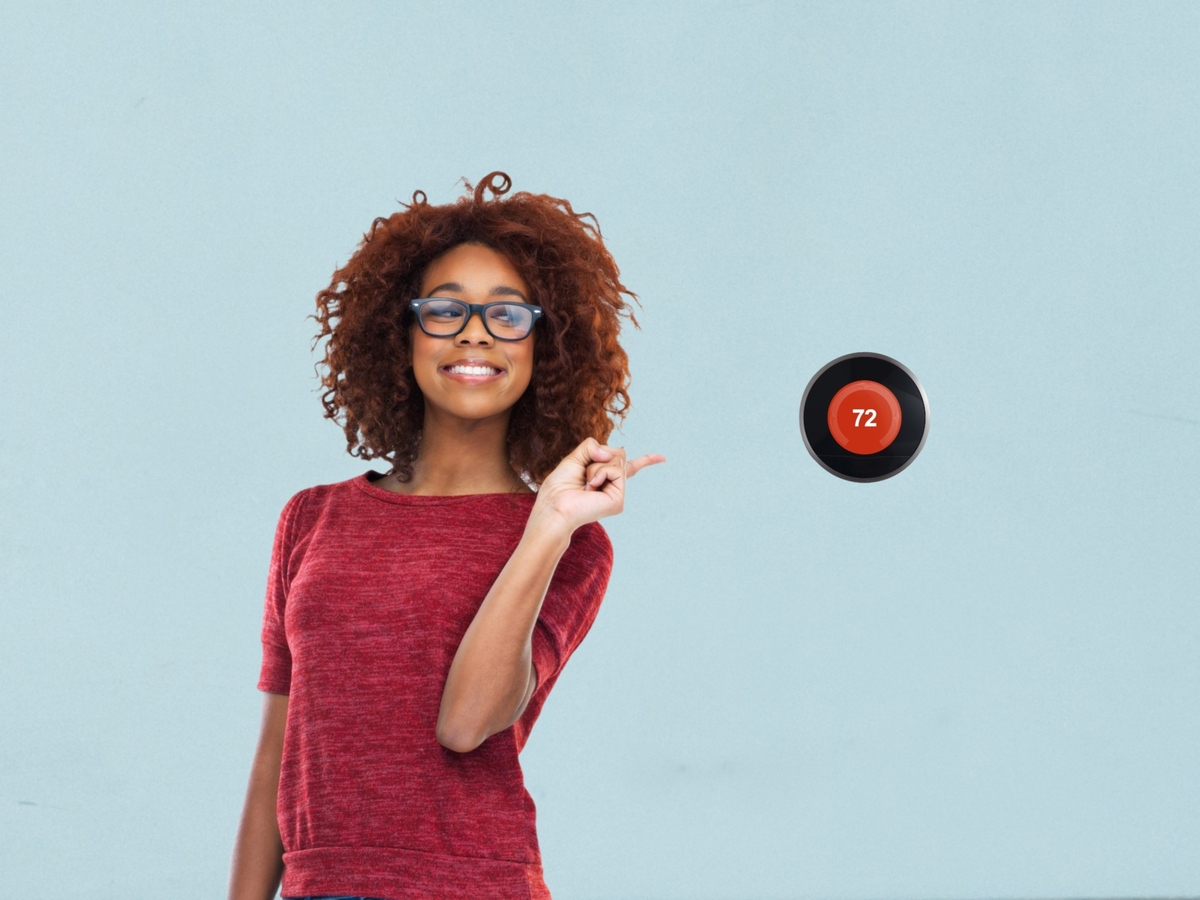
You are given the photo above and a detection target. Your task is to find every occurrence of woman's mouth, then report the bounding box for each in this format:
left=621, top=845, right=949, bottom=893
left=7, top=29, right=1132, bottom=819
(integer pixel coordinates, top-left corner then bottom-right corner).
left=439, top=363, right=504, bottom=383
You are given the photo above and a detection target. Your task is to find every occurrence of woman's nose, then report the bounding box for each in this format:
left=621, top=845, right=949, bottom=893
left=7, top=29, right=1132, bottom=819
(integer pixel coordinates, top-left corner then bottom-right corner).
left=455, top=310, right=493, bottom=345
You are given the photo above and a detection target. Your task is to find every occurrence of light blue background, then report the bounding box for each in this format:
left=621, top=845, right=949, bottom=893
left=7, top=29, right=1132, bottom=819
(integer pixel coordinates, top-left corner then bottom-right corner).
left=2, top=3, right=1197, bottom=898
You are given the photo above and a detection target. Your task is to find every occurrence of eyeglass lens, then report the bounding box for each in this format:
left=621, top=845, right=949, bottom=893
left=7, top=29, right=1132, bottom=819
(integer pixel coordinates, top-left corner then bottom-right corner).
left=418, top=300, right=534, bottom=339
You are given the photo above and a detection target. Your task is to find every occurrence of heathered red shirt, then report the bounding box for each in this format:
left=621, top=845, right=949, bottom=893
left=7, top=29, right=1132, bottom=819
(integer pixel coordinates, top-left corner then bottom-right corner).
left=257, top=471, right=613, bottom=900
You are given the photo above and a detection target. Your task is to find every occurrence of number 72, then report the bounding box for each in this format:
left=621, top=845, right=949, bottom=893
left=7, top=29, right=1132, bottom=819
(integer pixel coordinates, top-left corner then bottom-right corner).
left=852, top=408, right=877, bottom=427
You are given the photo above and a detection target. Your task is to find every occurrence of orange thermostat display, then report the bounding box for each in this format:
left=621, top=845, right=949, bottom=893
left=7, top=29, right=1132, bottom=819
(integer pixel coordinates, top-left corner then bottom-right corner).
left=800, top=352, right=928, bottom=482
left=826, top=380, right=902, bottom=455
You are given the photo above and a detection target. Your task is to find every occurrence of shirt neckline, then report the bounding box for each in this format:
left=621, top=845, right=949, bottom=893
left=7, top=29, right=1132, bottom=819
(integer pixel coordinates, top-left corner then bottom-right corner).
left=352, top=471, right=539, bottom=506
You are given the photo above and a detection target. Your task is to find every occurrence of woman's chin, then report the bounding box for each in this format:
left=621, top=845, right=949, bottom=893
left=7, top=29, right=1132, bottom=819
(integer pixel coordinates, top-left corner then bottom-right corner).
left=431, top=398, right=513, bottom=424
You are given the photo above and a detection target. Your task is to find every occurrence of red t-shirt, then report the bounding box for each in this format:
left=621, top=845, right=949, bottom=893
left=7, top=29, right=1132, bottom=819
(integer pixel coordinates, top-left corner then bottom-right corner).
left=257, top=472, right=613, bottom=900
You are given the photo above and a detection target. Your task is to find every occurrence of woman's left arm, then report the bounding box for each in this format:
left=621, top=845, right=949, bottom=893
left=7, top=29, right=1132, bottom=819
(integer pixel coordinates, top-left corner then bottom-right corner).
left=436, top=438, right=664, bottom=753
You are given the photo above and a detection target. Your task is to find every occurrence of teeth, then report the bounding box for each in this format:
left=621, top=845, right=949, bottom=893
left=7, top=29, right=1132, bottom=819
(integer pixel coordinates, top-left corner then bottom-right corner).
left=447, top=365, right=501, bottom=376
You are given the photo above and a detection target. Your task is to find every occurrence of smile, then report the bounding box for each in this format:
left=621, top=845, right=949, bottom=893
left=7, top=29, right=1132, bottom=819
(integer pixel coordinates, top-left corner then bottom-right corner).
left=438, top=363, right=506, bottom=383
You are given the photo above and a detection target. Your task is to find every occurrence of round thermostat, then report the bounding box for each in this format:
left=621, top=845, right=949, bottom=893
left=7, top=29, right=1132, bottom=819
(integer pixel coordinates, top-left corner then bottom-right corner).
left=800, top=353, right=929, bottom=482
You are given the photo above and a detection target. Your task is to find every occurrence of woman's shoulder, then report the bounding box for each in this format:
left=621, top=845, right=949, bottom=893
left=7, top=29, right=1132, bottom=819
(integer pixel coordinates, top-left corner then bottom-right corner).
left=573, top=518, right=611, bottom=545
left=564, top=520, right=614, bottom=568
left=273, top=474, right=361, bottom=524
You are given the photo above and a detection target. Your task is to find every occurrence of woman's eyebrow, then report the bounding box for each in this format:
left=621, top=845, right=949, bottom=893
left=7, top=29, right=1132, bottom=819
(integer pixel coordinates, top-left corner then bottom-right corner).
left=489, top=285, right=529, bottom=301
left=422, top=282, right=528, bottom=302
left=424, top=281, right=463, bottom=296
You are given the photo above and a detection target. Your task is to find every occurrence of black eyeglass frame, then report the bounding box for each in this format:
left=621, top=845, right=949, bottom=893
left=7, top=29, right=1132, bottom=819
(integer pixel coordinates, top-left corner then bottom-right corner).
left=409, top=297, right=544, bottom=341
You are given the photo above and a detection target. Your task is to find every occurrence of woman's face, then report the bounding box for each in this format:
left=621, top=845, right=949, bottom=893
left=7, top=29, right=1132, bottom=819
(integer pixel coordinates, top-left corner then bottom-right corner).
left=410, top=242, right=536, bottom=424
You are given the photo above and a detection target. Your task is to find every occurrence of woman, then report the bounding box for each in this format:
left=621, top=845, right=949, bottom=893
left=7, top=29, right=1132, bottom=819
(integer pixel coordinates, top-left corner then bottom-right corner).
left=228, top=172, right=664, bottom=900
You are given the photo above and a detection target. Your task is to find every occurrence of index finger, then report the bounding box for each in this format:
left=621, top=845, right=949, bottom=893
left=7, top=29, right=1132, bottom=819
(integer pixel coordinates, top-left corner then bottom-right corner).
left=625, top=454, right=666, bottom=478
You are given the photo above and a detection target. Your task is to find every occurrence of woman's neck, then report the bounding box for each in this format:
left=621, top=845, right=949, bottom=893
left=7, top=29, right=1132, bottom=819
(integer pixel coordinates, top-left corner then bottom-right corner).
left=384, top=407, right=532, bottom=496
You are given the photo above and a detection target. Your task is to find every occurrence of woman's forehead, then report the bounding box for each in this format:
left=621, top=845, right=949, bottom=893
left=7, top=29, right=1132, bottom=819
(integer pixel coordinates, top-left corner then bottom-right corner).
left=420, top=242, right=529, bottom=296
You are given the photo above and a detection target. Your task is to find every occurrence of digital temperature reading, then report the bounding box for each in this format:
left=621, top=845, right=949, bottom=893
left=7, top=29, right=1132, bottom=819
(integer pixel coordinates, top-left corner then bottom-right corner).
left=800, top=353, right=929, bottom=482
left=826, top=379, right=902, bottom=455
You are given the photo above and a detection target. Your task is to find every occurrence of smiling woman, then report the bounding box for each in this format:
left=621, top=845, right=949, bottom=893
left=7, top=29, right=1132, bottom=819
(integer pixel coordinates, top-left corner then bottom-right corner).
left=310, top=172, right=640, bottom=488
left=227, top=173, right=664, bottom=900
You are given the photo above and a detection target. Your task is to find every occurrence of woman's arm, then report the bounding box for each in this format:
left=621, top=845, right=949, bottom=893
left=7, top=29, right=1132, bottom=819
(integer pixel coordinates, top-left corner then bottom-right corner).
left=436, top=438, right=663, bottom=753
left=436, top=523, right=571, bottom=752
left=228, top=692, right=288, bottom=900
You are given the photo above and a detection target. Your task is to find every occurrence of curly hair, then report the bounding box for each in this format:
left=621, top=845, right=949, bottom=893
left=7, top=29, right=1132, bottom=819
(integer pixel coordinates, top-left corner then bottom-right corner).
left=311, top=172, right=637, bottom=486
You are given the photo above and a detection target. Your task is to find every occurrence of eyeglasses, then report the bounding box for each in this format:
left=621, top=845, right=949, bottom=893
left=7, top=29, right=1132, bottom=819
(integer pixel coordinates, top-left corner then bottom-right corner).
left=410, top=297, right=543, bottom=341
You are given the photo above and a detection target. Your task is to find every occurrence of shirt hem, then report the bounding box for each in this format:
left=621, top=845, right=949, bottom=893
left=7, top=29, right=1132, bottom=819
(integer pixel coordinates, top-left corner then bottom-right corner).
left=282, top=845, right=550, bottom=900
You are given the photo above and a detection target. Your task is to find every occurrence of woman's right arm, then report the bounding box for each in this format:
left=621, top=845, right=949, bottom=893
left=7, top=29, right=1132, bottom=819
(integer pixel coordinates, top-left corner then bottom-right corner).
left=228, top=691, right=289, bottom=900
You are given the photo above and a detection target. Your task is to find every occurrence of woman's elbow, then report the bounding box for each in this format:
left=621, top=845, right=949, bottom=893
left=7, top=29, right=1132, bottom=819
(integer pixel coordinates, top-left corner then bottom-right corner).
left=436, top=718, right=483, bottom=753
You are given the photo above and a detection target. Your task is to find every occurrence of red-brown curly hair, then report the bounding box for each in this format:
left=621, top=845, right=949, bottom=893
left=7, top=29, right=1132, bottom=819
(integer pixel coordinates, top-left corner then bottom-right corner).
left=311, top=172, right=637, bottom=486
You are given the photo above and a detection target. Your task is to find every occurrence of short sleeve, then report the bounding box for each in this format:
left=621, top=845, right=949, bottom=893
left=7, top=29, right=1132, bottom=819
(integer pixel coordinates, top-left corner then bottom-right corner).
left=256, top=489, right=308, bottom=695
left=514, top=522, right=613, bottom=747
